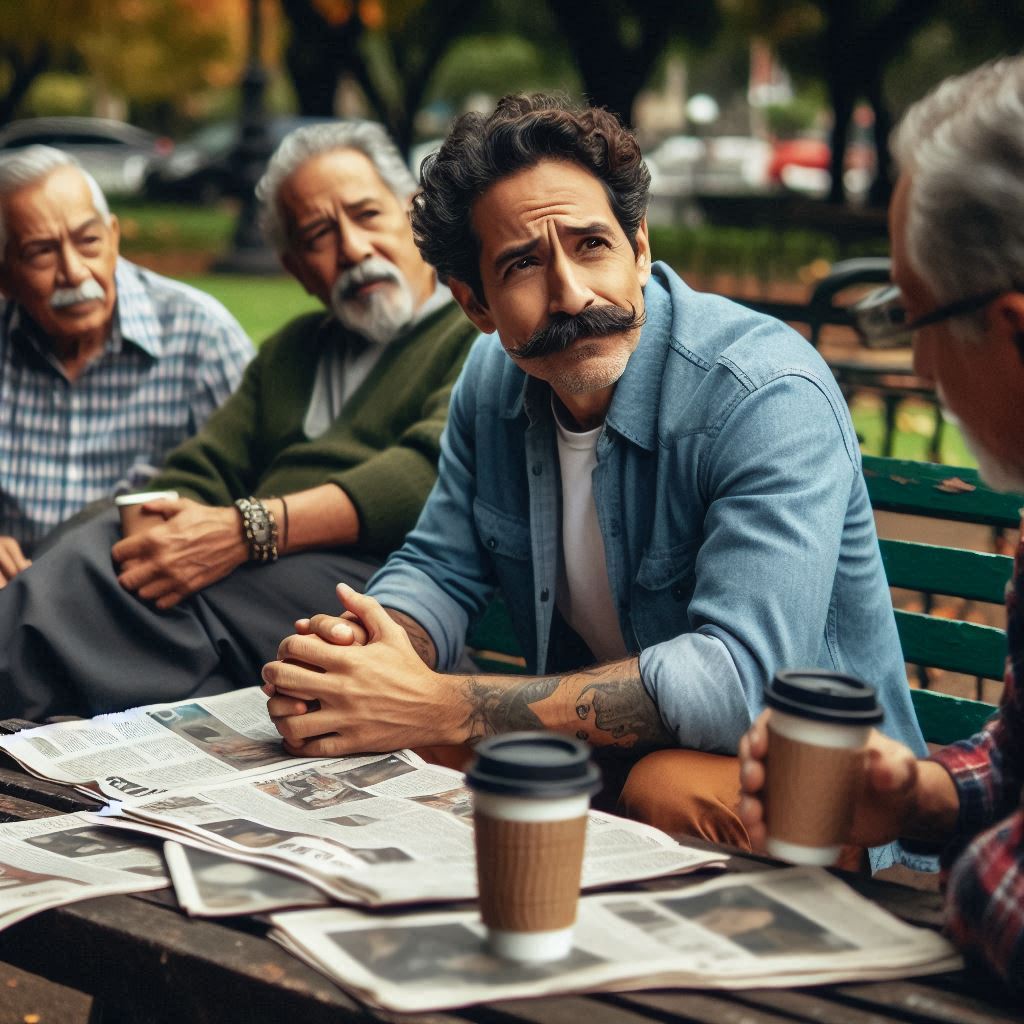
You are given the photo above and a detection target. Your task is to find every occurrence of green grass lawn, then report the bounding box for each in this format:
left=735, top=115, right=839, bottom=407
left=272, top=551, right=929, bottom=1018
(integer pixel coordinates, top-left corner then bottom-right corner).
left=115, top=200, right=236, bottom=252
left=850, top=395, right=974, bottom=466
left=181, top=273, right=322, bottom=344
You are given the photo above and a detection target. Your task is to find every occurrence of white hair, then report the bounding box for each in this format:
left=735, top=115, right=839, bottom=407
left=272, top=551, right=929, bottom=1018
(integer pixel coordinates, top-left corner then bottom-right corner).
left=256, top=121, right=418, bottom=252
left=0, top=145, right=110, bottom=256
left=891, top=56, right=1024, bottom=340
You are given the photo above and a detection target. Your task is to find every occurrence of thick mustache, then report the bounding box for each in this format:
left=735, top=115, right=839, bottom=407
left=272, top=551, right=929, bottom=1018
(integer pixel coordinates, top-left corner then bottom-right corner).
left=506, top=304, right=645, bottom=360
left=335, top=260, right=399, bottom=301
left=51, top=279, right=105, bottom=309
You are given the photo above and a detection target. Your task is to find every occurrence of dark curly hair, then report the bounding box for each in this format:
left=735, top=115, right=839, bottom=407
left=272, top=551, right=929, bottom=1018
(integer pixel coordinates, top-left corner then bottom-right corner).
left=412, top=94, right=651, bottom=300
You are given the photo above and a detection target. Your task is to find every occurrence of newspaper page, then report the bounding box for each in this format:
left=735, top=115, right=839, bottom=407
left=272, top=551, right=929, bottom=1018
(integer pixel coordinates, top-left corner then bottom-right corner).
left=89, top=754, right=727, bottom=905
left=163, top=841, right=327, bottom=917
left=0, top=812, right=167, bottom=931
left=268, top=867, right=961, bottom=1013
left=0, top=686, right=335, bottom=799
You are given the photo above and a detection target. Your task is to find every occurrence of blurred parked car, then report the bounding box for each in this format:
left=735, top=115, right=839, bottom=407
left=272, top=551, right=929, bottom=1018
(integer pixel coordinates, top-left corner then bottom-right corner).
left=768, top=135, right=876, bottom=198
left=143, top=116, right=339, bottom=203
left=0, top=116, right=172, bottom=197
left=645, top=135, right=706, bottom=196
left=647, top=133, right=770, bottom=197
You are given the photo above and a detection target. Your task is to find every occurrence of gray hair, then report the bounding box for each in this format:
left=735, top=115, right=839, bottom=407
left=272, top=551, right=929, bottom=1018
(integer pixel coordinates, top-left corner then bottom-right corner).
left=256, top=121, right=418, bottom=252
left=0, top=145, right=110, bottom=256
left=891, top=56, right=1024, bottom=340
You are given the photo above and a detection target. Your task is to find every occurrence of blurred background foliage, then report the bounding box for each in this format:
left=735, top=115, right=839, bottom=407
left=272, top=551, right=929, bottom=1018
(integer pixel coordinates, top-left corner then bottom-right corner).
left=3, top=0, right=1022, bottom=177
left=2, top=0, right=1020, bottom=463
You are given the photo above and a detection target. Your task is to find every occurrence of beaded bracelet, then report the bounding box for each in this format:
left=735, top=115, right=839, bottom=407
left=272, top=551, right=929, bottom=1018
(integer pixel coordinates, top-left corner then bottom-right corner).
left=234, top=496, right=278, bottom=563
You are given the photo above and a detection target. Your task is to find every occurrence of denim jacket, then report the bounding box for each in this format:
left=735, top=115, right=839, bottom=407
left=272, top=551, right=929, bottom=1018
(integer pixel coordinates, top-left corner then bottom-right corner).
left=369, top=263, right=926, bottom=865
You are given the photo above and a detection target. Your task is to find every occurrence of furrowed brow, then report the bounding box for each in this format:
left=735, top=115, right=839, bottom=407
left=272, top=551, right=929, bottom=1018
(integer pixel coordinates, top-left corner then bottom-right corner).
left=494, top=237, right=540, bottom=272
left=564, top=221, right=614, bottom=238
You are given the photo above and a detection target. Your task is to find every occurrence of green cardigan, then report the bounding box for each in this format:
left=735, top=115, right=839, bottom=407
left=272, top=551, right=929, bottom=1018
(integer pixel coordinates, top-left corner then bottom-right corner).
left=150, top=301, right=479, bottom=557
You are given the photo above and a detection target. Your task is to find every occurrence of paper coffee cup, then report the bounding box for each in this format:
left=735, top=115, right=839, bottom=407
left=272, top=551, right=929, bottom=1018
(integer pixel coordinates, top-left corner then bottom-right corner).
left=763, top=670, right=883, bottom=866
left=466, top=733, right=601, bottom=963
left=115, top=491, right=179, bottom=533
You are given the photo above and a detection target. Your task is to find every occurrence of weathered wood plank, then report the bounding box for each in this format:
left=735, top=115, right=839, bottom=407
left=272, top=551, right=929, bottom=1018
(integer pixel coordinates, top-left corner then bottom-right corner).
left=878, top=539, right=1013, bottom=604
left=733, top=988, right=902, bottom=1024
left=911, top=690, right=998, bottom=747
left=894, top=609, right=1007, bottom=680
left=0, top=896, right=372, bottom=1024
left=610, top=990, right=808, bottom=1023
left=0, top=765, right=102, bottom=814
left=863, top=457, right=1023, bottom=529
left=834, top=979, right=1023, bottom=1024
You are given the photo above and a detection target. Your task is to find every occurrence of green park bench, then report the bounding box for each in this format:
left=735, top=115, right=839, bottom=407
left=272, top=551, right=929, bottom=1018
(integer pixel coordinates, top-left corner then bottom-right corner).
left=864, top=454, right=1018, bottom=744
left=467, top=453, right=1019, bottom=746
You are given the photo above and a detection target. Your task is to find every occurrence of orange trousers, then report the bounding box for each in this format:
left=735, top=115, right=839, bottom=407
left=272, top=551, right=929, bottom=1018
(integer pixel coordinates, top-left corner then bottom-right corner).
left=414, top=744, right=752, bottom=851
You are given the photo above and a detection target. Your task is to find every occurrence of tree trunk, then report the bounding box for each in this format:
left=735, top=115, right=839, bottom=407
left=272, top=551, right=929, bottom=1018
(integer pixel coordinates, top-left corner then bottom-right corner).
left=0, top=44, right=49, bottom=126
left=865, top=72, right=894, bottom=208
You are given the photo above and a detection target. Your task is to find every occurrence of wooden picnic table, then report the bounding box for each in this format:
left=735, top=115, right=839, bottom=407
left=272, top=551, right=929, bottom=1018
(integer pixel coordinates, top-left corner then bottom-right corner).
left=0, top=750, right=1019, bottom=1024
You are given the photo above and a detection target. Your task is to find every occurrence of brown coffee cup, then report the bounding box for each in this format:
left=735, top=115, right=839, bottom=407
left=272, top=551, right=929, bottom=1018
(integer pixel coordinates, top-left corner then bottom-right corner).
left=466, top=733, right=601, bottom=962
left=763, top=670, right=883, bottom=865
left=115, top=491, right=179, bottom=535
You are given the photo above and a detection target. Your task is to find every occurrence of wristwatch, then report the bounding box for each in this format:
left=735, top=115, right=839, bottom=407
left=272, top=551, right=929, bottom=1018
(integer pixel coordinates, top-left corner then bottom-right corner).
left=234, top=496, right=278, bottom=563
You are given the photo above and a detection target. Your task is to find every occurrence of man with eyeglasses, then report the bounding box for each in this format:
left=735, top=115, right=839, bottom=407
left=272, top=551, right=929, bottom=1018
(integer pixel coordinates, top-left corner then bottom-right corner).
left=740, top=57, right=1024, bottom=994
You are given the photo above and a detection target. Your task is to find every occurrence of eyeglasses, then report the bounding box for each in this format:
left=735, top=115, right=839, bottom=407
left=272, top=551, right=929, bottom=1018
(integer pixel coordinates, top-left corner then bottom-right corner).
left=849, top=284, right=1009, bottom=349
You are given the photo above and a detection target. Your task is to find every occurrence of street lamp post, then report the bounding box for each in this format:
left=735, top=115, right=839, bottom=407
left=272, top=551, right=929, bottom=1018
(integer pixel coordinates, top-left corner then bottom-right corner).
left=214, top=0, right=279, bottom=274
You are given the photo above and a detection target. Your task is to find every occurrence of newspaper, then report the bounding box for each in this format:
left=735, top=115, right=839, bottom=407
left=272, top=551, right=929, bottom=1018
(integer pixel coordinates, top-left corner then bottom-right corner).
left=0, top=687, right=322, bottom=800
left=268, top=866, right=962, bottom=1013
left=0, top=685, right=726, bottom=910
left=163, top=841, right=327, bottom=917
left=0, top=812, right=166, bottom=930
left=86, top=752, right=726, bottom=905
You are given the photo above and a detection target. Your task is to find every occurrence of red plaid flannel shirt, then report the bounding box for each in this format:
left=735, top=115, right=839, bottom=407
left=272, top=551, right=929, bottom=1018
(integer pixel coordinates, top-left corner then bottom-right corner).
left=931, top=516, right=1024, bottom=993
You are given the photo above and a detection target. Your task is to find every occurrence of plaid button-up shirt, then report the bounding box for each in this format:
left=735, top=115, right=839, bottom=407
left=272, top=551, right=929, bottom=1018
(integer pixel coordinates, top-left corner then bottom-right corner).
left=0, top=259, right=253, bottom=550
left=933, top=514, right=1024, bottom=993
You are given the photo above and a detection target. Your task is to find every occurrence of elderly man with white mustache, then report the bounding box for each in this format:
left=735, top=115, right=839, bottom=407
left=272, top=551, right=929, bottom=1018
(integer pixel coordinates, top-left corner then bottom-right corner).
left=0, top=146, right=253, bottom=581
left=0, top=122, right=478, bottom=719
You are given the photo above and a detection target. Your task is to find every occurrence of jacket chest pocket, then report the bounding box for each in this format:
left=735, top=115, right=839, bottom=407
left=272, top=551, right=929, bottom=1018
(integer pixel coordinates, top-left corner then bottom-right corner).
left=630, top=539, right=699, bottom=647
left=472, top=498, right=531, bottom=563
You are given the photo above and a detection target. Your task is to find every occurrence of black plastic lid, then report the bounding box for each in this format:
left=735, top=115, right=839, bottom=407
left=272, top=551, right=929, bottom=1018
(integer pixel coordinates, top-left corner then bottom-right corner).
left=465, top=732, right=602, bottom=799
left=765, top=670, right=884, bottom=725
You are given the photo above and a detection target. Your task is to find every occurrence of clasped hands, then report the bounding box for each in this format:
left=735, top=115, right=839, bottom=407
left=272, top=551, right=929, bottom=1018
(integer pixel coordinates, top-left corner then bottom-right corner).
left=263, top=583, right=459, bottom=758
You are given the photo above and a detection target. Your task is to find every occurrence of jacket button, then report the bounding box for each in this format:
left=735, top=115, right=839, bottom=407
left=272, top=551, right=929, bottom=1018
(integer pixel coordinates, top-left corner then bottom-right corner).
left=540, top=588, right=550, bottom=601
left=671, top=583, right=684, bottom=600
left=487, top=538, right=497, bottom=550
left=532, top=463, right=543, bottom=476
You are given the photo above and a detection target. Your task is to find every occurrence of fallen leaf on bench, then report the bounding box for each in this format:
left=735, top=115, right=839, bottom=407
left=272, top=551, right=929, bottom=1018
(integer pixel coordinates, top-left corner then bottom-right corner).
left=935, top=476, right=976, bottom=493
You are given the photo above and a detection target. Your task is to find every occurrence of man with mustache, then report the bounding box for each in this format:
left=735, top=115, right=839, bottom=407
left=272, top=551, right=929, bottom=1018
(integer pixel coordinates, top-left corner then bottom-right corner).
left=739, top=58, right=1024, bottom=994
left=0, top=145, right=252, bottom=581
left=0, top=122, right=477, bottom=718
left=265, top=96, right=924, bottom=863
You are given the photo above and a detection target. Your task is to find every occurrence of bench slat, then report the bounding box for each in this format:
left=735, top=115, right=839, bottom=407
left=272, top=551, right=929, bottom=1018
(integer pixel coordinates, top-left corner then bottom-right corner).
left=894, top=609, right=1008, bottom=680
left=879, top=539, right=1013, bottom=604
left=864, top=456, right=1023, bottom=528
left=911, top=689, right=997, bottom=746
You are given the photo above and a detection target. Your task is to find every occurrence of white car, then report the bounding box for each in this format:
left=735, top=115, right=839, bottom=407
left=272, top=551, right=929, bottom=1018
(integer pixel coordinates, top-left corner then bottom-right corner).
left=0, top=117, right=172, bottom=197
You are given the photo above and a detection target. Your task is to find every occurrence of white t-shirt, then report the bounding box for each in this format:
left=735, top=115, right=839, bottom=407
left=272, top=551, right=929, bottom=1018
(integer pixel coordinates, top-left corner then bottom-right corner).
left=553, top=404, right=628, bottom=664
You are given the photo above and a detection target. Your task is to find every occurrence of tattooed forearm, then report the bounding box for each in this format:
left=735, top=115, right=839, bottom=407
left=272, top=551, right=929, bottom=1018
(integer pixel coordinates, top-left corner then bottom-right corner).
left=385, top=609, right=437, bottom=668
left=565, top=660, right=673, bottom=751
left=461, top=675, right=561, bottom=740
left=456, top=658, right=673, bottom=752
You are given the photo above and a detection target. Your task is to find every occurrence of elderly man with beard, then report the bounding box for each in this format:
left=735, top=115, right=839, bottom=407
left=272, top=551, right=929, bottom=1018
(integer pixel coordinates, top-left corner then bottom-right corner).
left=0, top=121, right=478, bottom=719
left=739, top=58, right=1024, bottom=995
left=0, top=146, right=252, bottom=580
left=263, top=96, right=925, bottom=871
